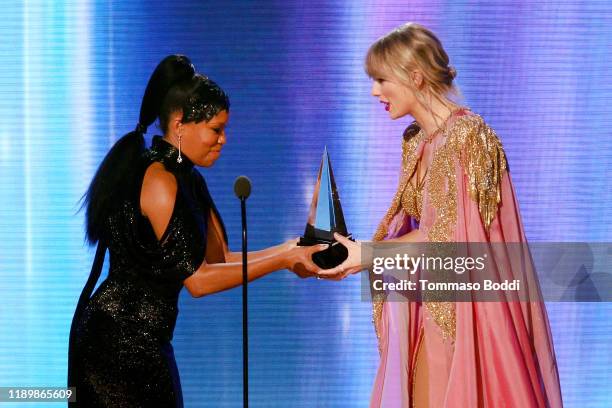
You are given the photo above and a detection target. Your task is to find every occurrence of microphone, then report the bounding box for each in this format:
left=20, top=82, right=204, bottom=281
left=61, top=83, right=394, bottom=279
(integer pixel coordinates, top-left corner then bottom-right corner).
left=234, top=176, right=251, bottom=200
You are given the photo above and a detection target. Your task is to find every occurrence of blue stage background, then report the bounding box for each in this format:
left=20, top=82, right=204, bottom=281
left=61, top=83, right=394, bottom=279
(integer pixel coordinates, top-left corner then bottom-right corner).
left=0, top=1, right=611, bottom=406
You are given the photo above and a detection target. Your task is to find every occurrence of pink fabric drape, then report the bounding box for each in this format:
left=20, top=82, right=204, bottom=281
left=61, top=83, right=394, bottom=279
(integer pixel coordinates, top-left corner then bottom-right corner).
left=370, top=111, right=563, bottom=408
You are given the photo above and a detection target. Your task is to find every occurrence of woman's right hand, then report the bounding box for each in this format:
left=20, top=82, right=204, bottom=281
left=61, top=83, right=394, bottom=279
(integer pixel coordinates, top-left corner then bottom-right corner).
left=316, top=233, right=365, bottom=280
left=284, top=240, right=329, bottom=278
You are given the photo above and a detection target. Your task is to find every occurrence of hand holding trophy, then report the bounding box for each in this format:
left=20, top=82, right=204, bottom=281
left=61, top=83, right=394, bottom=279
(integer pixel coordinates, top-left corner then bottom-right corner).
left=317, top=232, right=365, bottom=280
left=298, top=148, right=356, bottom=272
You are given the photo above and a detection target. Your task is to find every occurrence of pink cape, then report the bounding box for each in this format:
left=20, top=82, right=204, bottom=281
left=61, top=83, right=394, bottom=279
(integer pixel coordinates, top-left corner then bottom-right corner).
left=369, top=110, right=563, bottom=407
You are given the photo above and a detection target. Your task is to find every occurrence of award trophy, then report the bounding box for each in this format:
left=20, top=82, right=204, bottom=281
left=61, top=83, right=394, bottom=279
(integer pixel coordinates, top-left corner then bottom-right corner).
left=299, top=147, right=352, bottom=269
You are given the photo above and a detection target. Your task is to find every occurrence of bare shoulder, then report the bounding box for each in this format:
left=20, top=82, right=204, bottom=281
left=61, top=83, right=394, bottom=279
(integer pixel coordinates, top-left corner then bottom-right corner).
left=140, top=163, right=178, bottom=238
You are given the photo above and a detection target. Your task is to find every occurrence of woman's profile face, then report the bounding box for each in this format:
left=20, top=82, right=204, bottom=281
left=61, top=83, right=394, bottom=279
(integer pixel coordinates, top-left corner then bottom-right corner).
left=181, top=110, right=229, bottom=167
left=370, top=75, right=416, bottom=120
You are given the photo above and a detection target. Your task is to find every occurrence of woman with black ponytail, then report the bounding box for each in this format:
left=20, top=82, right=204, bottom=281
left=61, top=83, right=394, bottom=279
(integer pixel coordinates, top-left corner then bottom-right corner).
left=68, top=55, right=325, bottom=407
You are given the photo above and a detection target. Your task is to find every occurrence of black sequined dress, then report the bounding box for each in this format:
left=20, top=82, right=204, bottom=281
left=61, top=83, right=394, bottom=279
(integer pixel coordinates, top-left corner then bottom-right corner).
left=68, top=137, right=226, bottom=407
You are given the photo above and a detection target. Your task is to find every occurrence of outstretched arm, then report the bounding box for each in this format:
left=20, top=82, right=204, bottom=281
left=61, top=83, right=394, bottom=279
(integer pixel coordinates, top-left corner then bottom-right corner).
left=141, top=162, right=326, bottom=298
left=206, top=208, right=294, bottom=264
left=184, top=244, right=326, bottom=297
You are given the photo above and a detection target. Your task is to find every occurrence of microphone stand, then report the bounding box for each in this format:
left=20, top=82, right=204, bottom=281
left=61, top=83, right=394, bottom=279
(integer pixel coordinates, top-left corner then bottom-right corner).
left=234, top=175, right=251, bottom=408
left=240, top=195, right=248, bottom=408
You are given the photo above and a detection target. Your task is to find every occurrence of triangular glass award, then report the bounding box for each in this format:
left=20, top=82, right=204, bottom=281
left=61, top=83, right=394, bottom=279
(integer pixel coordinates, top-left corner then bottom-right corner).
left=299, top=147, right=352, bottom=268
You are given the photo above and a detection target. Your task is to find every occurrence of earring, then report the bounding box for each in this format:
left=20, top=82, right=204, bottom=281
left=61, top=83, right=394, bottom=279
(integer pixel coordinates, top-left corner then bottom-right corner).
left=177, top=131, right=183, bottom=164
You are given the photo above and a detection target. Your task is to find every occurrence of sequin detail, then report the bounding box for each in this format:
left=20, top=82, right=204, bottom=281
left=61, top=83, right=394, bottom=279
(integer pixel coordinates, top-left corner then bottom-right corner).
left=370, top=112, right=508, bottom=347
left=400, top=177, right=425, bottom=220
left=429, top=113, right=508, bottom=239
left=455, top=116, right=507, bottom=231
left=69, top=137, right=226, bottom=407
left=182, top=95, right=217, bottom=123
left=370, top=123, right=421, bottom=347
left=422, top=114, right=507, bottom=340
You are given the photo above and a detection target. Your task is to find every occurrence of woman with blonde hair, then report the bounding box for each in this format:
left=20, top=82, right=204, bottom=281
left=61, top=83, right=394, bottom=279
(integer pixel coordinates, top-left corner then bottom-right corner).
left=320, top=23, right=563, bottom=407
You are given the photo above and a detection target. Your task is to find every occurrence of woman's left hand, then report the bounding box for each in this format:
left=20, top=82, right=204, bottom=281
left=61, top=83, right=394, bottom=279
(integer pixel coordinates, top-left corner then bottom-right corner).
left=317, top=233, right=365, bottom=280
left=285, top=238, right=328, bottom=278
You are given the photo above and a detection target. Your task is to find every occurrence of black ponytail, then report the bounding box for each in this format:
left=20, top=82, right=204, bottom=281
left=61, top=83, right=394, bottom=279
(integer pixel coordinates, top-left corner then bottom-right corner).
left=82, top=55, right=196, bottom=244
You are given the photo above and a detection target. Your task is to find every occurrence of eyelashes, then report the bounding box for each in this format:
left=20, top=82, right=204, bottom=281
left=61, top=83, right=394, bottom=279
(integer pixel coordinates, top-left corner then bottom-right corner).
left=210, top=124, right=229, bottom=135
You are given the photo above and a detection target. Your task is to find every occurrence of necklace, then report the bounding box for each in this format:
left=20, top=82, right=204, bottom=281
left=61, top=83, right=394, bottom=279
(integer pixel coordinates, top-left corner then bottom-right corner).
left=421, top=106, right=466, bottom=143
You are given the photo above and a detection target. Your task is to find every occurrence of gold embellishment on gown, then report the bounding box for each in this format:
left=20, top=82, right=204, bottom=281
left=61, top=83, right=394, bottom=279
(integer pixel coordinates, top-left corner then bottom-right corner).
left=370, top=123, right=422, bottom=349
left=421, top=120, right=458, bottom=342
left=372, top=124, right=422, bottom=241
left=427, top=113, right=507, bottom=240
left=457, top=118, right=507, bottom=231
left=401, top=167, right=427, bottom=220
left=427, top=139, right=457, bottom=243
left=370, top=111, right=508, bottom=349
left=423, top=115, right=507, bottom=340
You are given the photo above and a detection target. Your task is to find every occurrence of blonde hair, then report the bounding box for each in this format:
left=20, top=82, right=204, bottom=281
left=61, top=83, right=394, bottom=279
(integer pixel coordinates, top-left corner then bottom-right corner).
left=365, top=23, right=458, bottom=109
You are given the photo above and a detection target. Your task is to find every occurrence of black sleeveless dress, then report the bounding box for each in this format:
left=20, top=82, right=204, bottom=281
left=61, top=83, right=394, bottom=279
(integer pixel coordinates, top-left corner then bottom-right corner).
left=68, top=137, right=226, bottom=407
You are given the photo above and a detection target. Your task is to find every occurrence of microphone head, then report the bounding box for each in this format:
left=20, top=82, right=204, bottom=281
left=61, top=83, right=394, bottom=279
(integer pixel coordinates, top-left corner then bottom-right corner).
left=234, top=175, right=252, bottom=199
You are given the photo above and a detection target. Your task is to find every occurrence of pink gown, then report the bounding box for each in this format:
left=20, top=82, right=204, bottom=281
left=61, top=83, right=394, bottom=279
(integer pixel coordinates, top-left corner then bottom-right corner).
left=369, top=109, right=563, bottom=408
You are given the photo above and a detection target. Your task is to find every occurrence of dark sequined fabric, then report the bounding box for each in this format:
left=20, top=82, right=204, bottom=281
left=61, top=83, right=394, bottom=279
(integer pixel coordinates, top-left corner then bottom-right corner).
left=69, top=136, right=226, bottom=407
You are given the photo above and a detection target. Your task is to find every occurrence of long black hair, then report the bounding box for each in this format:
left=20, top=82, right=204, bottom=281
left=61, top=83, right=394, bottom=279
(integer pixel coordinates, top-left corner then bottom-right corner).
left=82, top=54, right=230, bottom=245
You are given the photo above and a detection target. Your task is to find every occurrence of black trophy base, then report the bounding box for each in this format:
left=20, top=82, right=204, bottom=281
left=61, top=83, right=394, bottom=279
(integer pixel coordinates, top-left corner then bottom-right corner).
left=298, top=234, right=352, bottom=269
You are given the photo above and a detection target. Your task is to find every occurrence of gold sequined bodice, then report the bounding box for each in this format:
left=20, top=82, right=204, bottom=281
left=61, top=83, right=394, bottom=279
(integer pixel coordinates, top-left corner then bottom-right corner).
left=401, top=163, right=428, bottom=221
left=371, top=109, right=509, bottom=349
